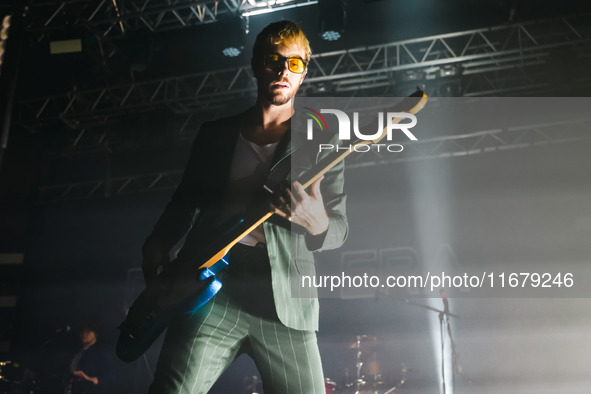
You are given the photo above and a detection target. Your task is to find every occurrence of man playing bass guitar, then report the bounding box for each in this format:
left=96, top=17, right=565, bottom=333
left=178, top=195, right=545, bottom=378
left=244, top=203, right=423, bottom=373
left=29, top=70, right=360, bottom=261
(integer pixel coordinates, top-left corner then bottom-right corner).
left=142, top=21, right=348, bottom=394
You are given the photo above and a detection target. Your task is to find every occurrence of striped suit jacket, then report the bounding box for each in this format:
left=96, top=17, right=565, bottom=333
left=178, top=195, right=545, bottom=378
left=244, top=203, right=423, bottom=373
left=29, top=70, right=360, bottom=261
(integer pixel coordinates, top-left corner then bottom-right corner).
left=148, top=110, right=348, bottom=331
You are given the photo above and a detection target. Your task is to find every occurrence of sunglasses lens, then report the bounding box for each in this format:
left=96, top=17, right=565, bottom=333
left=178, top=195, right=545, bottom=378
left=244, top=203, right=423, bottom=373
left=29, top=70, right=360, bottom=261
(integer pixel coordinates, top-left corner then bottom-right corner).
left=288, top=58, right=305, bottom=73
left=264, top=54, right=280, bottom=68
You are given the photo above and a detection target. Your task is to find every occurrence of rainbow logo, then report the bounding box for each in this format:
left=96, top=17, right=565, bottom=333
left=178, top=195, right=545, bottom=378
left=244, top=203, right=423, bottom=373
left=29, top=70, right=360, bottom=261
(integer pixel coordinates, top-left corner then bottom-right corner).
left=303, top=107, right=329, bottom=132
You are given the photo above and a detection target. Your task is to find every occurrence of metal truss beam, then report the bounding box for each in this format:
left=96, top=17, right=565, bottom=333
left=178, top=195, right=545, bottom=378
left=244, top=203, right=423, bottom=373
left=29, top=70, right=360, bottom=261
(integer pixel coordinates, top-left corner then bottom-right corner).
left=37, top=170, right=183, bottom=203
left=19, top=66, right=257, bottom=131
left=37, top=114, right=591, bottom=203
left=346, top=116, right=591, bottom=169
left=34, top=62, right=591, bottom=154
left=305, top=14, right=591, bottom=92
left=25, top=0, right=318, bottom=39
left=19, top=14, right=591, bottom=133
left=61, top=110, right=214, bottom=154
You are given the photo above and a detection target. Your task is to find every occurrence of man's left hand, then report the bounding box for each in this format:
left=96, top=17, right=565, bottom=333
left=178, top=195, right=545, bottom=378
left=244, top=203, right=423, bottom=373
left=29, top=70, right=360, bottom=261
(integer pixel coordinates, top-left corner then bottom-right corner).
left=73, top=370, right=99, bottom=385
left=273, top=177, right=329, bottom=236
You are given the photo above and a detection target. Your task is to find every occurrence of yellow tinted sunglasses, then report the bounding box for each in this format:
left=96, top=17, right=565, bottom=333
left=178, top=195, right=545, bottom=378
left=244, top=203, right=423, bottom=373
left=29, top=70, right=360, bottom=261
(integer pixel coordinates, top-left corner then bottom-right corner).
left=263, top=53, right=307, bottom=74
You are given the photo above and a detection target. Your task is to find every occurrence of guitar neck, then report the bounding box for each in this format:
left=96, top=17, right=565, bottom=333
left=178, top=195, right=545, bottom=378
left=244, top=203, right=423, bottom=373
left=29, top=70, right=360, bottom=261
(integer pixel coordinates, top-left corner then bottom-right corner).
left=298, top=91, right=428, bottom=188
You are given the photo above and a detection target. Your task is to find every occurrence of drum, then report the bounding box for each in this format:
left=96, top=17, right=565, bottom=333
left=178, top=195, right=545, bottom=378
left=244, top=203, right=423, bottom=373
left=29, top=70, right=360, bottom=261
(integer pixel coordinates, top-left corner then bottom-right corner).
left=0, top=361, right=24, bottom=391
left=325, top=377, right=338, bottom=393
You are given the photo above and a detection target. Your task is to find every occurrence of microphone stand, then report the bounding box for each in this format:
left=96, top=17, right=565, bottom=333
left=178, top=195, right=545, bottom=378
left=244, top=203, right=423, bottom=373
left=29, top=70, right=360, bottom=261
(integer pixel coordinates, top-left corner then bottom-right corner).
left=402, top=291, right=460, bottom=394
left=440, top=292, right=451, bottom=394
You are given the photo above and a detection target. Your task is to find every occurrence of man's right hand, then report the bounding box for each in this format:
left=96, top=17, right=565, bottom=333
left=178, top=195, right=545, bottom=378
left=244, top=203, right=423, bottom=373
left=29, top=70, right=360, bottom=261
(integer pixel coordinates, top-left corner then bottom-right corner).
left=142, top=236, right=170, bottom=288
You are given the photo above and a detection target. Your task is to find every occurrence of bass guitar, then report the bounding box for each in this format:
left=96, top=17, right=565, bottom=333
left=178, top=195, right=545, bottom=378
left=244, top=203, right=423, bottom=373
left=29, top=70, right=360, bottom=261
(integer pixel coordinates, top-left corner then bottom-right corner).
left=116, top=90, right=428, bottom=362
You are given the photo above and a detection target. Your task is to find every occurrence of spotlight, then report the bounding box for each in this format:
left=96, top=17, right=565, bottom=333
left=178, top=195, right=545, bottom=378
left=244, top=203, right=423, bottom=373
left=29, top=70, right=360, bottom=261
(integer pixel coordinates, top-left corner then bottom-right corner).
left=219, top=15, right=248, bottom=57
left=439, top=65, right=457, bottom=77
left=318, top=0, right=346, bottom=41
left=222, top=46, right=242, bottom=57
left=322, top=30, right=341, bottom=41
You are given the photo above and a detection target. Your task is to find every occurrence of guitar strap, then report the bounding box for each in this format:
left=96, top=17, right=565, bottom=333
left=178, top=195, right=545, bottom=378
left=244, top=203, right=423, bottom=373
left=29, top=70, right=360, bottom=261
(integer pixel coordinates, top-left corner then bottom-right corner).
left=262, top=153, right=292, bottom=197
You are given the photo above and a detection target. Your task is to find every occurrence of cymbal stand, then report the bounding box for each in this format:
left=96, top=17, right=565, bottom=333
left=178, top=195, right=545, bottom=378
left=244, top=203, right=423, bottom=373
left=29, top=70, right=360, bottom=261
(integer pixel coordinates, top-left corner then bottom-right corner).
left=355, top=335, right=364, bottom=394
left=402, top=294, right=460, bottom=394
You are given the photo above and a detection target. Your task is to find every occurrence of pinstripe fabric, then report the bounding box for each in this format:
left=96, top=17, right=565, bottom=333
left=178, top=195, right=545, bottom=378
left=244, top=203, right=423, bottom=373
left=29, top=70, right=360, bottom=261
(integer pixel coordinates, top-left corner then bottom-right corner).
left=148, top=245, right=325, bottom=394
left=250, top=315, right=324, bottom=394
left=147, top=291, right=325, bottom=394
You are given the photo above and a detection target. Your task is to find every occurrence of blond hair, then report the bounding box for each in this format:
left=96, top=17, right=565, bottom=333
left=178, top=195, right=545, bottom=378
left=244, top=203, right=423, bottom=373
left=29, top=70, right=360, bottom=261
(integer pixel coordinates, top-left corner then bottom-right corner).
left=253, top=21, right=311, bottom=63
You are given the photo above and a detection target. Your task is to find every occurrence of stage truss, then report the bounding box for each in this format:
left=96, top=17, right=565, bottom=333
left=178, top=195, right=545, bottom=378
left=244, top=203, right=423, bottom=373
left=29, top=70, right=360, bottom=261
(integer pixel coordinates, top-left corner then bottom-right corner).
left=12, top=12, right=591, bottom=203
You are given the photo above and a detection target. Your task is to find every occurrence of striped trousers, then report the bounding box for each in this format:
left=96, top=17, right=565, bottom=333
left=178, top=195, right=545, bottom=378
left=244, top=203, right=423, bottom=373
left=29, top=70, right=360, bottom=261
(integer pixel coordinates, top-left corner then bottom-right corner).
left=148, top=244, right=325, bottom=394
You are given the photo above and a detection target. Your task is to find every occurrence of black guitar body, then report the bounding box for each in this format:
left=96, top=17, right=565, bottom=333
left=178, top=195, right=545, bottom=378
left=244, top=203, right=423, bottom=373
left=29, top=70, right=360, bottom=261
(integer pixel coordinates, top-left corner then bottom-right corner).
left=116, top=256, right=228, bottom=362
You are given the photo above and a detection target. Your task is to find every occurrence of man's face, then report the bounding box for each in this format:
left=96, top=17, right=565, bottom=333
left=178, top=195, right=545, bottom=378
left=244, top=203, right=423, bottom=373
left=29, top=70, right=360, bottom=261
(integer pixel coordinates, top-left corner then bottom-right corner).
left=254, top=42, right=308, bottom=106
left=80, top=329, right=96, bottom=345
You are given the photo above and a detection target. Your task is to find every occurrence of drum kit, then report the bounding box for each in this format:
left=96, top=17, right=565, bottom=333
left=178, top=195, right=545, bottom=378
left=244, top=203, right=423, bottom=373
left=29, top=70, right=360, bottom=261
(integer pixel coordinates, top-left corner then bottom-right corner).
left=0, top=360, right=34, bottom=394
left=325, top=335, right=407, bottom=394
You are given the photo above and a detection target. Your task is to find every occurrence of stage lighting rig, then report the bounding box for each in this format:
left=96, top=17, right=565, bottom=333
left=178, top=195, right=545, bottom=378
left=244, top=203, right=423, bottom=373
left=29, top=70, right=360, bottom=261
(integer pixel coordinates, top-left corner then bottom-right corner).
left=221, top=15, right=249, bottom=57
left=317, top=0, right=346, bottom=41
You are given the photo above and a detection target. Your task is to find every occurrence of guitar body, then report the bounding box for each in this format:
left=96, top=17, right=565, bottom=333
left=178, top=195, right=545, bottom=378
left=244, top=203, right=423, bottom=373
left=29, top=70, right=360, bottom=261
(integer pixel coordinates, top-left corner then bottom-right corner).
left=116, top=257, right=228, bottom=362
